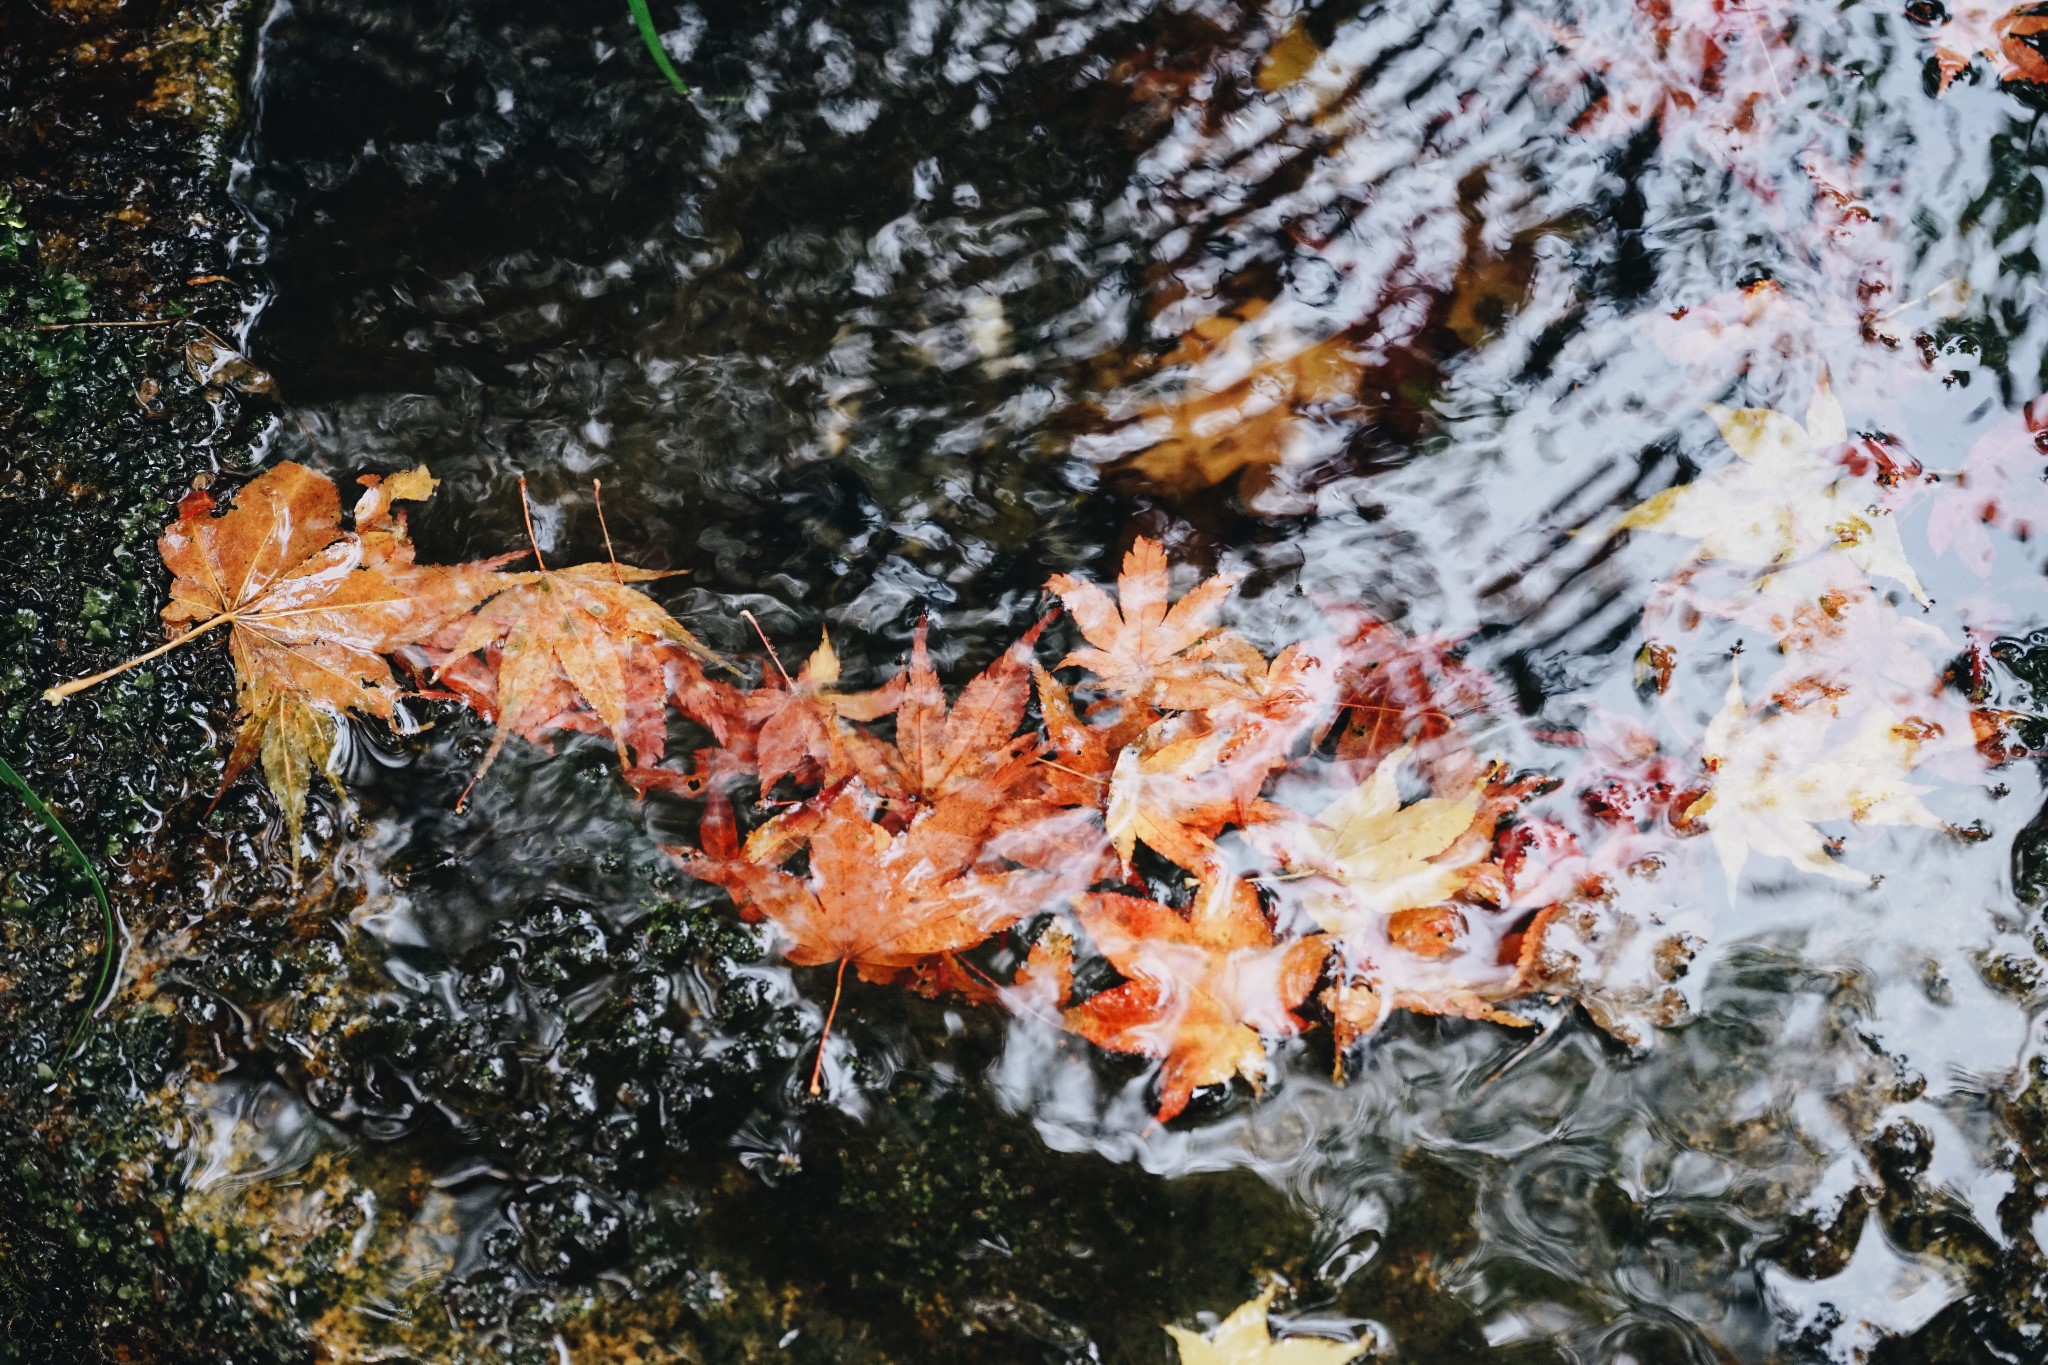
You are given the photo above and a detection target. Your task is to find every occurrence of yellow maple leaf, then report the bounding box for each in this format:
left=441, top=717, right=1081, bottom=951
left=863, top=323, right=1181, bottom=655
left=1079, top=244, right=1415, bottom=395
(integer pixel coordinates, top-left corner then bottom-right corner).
left=1685, top=673, right=1947, bottom=885
left=1166, top=1285, right=1369, bottom=1365
left=1611, top=382, right=1929, bottom=606
left=1262, top=744, right=1480, bottom=937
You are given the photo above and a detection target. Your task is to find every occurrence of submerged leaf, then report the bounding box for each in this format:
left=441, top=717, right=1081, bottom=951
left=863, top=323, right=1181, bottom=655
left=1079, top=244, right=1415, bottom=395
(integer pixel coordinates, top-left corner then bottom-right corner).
left=1612, top=382, right=1929, bottom=605
left=432, top=560, right=712, bottom=803
left=1047, top=537, right=1241, bottom=696
left=1064, top=880, right=1327, bottom=1123
left=1166, top=1285, right=1369, bottom=1365
left=1687, top=672, right=1948, bottom=885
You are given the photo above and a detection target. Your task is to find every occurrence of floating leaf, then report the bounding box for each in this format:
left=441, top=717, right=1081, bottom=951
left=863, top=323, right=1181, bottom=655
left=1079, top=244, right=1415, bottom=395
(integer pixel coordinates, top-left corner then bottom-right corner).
left=1165, top=1285, right=1370, bottom=1365
left=1686, top=672, right=1948, bottom=884
left=47, top=461, right=507, bottom=862
left=1611, top=382, right=1930, bottom=606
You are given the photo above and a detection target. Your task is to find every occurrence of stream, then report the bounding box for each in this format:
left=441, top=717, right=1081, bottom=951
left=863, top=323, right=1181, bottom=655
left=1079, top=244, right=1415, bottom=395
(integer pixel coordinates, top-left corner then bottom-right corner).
left=47, top=0, right=2048, bottom=1359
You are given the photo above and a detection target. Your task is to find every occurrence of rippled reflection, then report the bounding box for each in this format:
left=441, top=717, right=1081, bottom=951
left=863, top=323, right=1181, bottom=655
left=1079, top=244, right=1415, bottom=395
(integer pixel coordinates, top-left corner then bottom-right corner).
left=182, top=0, right=2048, bottom=1357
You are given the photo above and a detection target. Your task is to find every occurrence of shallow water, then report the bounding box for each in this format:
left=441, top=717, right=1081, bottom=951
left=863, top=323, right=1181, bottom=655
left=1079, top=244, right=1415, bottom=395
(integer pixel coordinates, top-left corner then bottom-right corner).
left=171, top=0, right=2048, bottom=1357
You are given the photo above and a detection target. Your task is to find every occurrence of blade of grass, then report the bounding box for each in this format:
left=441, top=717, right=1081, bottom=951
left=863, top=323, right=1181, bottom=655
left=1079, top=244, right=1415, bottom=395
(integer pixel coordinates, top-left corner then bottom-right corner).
left=0, top=752, right=117, bottom=1049
left=627, top=0, right=692, bottom=95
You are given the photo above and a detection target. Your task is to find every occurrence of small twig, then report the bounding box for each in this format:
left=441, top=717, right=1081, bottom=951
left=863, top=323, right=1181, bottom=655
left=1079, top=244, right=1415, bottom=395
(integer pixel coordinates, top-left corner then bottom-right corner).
left=592, top=479, right=626, bottom=587
left=515, top=476, right=549, bottom=573
left=1875, top=277, right=1962, bottom=322
left=28, top=318, right=183, bottom=332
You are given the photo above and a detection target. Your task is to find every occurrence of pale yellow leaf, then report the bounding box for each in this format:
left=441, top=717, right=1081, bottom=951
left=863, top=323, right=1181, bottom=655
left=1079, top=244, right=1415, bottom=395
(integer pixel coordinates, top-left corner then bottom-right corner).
left=1166, top=1286, right=1369, bottom=1365
left=1691, top=673, right=1947, bottom=885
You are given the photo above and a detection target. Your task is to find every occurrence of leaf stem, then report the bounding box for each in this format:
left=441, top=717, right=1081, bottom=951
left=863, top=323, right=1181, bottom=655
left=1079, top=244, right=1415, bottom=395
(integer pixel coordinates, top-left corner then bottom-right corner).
left=592, top=478, right=626, bottom=587
left=740, top=610, right=795, bottom=689
left=809, top=957, right=851, bottom=1096
left=0, top=752, right=119, bottom=1050
left=43, top=612, right=234, bottom=704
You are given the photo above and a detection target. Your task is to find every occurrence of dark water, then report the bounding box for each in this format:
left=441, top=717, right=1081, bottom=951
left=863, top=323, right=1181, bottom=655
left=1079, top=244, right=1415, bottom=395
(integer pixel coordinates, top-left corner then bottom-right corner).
left=168, top=0, right=2048, bottom=1357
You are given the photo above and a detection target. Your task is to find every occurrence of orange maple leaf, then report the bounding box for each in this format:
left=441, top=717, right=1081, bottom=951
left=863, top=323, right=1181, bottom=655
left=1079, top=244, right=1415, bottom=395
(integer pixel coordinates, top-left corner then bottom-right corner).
left=46, top=461, right=509, bottom=860
left=1059, top=880, right=1329, bottom=1123
left=685, top=773, right=1081, bottom=1091
left=1104, top=716, right=1294, bottom=879
left=1046, top=537, right=1240, bottom=697
left=742, top=630, right=903, bottom=797
left=847, top=616, right=1048, bottom=805
left=1926, top=0, right=2048, bottom=90
left=430, top=555, right=714, bottom=805
left=1319, top=902, right=1567, bottom=1056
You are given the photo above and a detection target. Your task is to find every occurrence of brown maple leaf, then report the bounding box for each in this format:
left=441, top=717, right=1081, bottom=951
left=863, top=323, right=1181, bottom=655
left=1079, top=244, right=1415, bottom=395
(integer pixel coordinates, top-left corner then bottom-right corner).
left=46, top=461, right=507, bottom=861
left=1311, top=884, right=1567, bottom=1060
left=1111, top=305, right=1368, bottom=495
left=1046, top=537, right=1241, bottom=697
left=1329, top=608, right=1502, bottom=778
left=682, top=770, right=1078, bottom=1092
left=1059, top=879, right=1329, bottom=1123
left=1924, top=0, right=2048, bottom=90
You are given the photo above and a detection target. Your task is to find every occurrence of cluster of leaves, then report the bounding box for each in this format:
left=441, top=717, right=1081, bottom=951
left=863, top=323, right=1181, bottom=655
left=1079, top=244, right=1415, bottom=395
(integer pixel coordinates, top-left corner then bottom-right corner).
left=670, top=535, right=1574, bottom=1120
left=54, top=379, right=2033, bottom=1119
left=52, top=468, right=1583, bottom=1121
left=1919, top=0, right=2048, bottom=89
left=44, top=462, right=713, bottom=864
left=1614, top=380, right=2001, bottom=883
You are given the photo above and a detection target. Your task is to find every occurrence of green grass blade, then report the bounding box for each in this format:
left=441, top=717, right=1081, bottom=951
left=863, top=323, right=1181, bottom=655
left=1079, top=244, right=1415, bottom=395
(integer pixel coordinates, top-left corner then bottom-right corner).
left=627, top=0, right=693, bottom=95
left=0, top=752, right=117, bottom=1049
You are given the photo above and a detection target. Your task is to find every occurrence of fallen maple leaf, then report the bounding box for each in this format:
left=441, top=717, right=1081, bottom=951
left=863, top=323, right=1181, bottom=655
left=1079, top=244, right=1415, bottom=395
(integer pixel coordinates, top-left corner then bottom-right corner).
left=1685, top=672, right=1948, bottom=884
left=683, top=771, right=1076, bottom=1091
left=848, top=617, right=1047, bottom=805
left=46, top=461, right=507, bottom=860
left=426, top=481, right=717, bottom=806
left=1030, top=662, right=1122, bottom=805
left=1103, top=714, right=1296, bottom=879
left=1165, top=1284, right=1369, bottom=1365
left=1063, top=879, right=1327, bottom=1123
left=1047, top=537, right=1241, bottom=698
left=744, top=629, right=902, bottom=798
left=1327, top=607, right=1502, bottom=772
left=1108, top=306, right=1368, bottom=495
left=1922, top=0, right=2048, bottom=90
left=1610, top=381, right=1931, bottom=606
left=1260, top=744, right=1482, bottom=941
